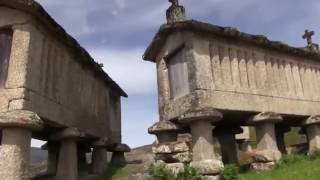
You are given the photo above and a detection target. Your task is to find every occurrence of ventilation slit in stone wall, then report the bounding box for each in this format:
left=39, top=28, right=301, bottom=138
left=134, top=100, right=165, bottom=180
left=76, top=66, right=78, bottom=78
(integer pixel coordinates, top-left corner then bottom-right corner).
left=230, top=48, right=240, bottom=89
left=271, top=58, right=280, bottom=96
left=219, top=46, right=232, bottom=87
left=298, top=64, right=306, bottom=98
left=210, top=43, right=223, bottom=89
left=238, top=50, right=248, bottom=89
left=245, top=51, right=256, bottom=90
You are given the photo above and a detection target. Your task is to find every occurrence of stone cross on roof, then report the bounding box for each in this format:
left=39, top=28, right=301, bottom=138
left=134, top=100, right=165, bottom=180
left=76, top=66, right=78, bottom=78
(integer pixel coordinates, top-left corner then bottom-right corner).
left=303, top=29, right=315, bottom=46
left=166, top=0, right=186, bottom=24
left=302, top=29, right=319, bottom=53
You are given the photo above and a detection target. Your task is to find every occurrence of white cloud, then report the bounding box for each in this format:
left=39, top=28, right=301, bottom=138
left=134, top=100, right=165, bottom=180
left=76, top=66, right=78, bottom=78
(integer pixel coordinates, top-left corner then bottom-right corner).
left=89, top=48, right=157, bottom=95
left=31, top=139, right=46, bottom=148
left=37, top=0, right=167, bottom=37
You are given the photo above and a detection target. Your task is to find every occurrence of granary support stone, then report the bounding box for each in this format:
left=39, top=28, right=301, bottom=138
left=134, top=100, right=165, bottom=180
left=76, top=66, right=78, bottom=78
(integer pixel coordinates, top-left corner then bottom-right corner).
left=214, top=125, right=243, bottom=164
left=302, top=116, right=320, bottom=155
left=247, top=112, right=282, bottom=170
left=52, top=128, right=84, bottom=180
left=275, top=125, right=291, bottom=154
left=236, top=127, right=252, bottom=152
left=149, top=120, right=191, bottom=170
left=0, top=110, right=43, bottom=180
left=179, top=108, right=223, bottom=178
left=77, top=144, right=91, bottom=173
left=91, top=138, right=109, bottom=174
left=46, top=142, right=59, bottom=175
left=109, top=143, right=131, bottom=166
left=148, top=120, right=180, bottom=143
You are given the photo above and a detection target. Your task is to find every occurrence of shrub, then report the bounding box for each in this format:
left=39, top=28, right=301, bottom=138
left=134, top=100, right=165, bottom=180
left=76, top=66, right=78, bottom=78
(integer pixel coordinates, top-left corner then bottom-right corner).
left=176, top=165, right=201, bottom=180
left=221, top=164, right=239, bottom=180
left=147, top=163, right=201, bottom=180
left=147, top=163, right=175, bottom=180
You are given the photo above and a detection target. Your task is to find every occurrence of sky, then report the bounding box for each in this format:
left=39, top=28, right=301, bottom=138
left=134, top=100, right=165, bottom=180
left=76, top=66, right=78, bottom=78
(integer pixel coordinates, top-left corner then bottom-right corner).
left=32, top=0, right=320, bottom=148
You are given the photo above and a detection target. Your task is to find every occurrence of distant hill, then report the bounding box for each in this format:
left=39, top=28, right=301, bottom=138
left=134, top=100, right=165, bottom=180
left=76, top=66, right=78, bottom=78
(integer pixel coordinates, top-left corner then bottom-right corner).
left=30, top=147, right=47, bottom=164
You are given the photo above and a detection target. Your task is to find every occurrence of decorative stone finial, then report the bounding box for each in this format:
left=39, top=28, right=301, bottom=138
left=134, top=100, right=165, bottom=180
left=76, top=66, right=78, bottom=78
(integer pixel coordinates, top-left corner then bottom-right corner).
left=166, top=0, right=186, bottom=24
left=302, top=29, right=319, bottom=52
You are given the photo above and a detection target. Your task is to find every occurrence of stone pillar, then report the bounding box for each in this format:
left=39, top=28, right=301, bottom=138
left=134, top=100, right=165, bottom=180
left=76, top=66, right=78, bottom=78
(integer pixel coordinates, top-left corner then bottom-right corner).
left=247, top=112, right=282, bottom=171
left=52, top=128, right=84, bottom=180
left=148, top=121, right=180, bottom=144
left=178, top=108, right=223, bottom=179
left=109, top=143, right=131, bottom=166
left=214, top=126, right=242, bottom=165
left=236, top=126, right=252, bottom=152
left=237, top=140, right=252, bottom=152
left=91, top=138, right=109, bottom=174
left=148, top=121, right=190, bottom=173
left=47, top=142, right=59, bottom=175
left=0, top=110, right=43, bottom=180
left=78, top=145, right=91, bottom=172
left=275, top=125, right=290, bottom=154
left=302, top=116, right=320, bottom=155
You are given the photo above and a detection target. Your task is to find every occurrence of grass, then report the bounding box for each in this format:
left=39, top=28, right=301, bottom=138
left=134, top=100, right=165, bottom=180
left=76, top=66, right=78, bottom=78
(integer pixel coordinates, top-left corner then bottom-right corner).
left=91, top=165, right=128, bottom=180
left=239, top=153, right=320, bottom=180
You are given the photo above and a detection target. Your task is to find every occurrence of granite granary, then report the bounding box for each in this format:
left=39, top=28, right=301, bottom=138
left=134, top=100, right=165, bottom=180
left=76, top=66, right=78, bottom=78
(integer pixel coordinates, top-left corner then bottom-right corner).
left=0, top=0, right=129, bottom=179
left=145, top=0, right=320, bottom=178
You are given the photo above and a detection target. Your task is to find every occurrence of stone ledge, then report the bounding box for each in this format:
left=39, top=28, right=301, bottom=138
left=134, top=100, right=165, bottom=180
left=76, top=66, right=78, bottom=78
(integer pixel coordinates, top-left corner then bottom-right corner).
left=247, top=112, right=282, bottom=125
left=178, top=108, right=222, bottom=124
left=107, top=143, right=131, bottom=152
left=152, top=141, right=189, bottom=154
left=190, top=159, right=223, bottom=175
left=165, top=163, right=184, bottom=174
left=148, top=121, right=180, bottom=134
left=201, top=175, right=220, bottom=180
left=251, top=162, right=275, bottom=171
left=155, top=151, right=191, bottom=163
left=252, top=150, right=282, bottom=162
left=92, top=137, right=110, bottom=147
left=0, top=110, right=43, bottom=131
left=302, top=115, right=320, bottom=126
left=51, top=128, right=85, bottom=141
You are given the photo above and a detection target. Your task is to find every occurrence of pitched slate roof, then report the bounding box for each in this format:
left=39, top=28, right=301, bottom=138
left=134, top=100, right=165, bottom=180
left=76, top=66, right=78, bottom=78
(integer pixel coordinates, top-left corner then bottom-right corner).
left=0, top=0, right=128, bottom=97
left=143, top=20, right=319, bottom=62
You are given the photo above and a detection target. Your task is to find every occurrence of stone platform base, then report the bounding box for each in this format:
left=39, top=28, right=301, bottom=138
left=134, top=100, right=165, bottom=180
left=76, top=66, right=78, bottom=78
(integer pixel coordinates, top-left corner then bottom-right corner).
left=201, top=175, right=220, bottom=180
left=251, top=162, right=275, bottom=171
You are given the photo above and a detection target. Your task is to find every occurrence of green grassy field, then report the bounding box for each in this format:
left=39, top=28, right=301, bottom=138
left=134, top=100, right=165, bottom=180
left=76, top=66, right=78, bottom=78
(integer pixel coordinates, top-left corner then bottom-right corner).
left=91, top=165, right=128, bottom=180
left=239, top=153, right=320, bottom=180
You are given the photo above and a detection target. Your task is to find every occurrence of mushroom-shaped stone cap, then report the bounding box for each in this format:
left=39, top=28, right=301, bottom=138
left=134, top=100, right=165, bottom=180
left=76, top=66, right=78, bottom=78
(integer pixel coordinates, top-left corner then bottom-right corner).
left=178, top=108, right=222, bottom=124
left=247, top=112, right=282, bottom=125
left=148, top=121, right=180, bottom=135
left=0, top=110, right=43, bottom=131
left=92, top=137, right=110, bottom=147
left=51, top=127, right=85, bottom=141
left=302, top=116, right=320, bottom=126
left=107, top=143, right=131, bottom=152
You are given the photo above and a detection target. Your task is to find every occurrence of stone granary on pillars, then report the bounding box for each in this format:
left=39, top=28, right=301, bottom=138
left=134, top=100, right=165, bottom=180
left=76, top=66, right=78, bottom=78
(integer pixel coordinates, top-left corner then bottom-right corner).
left=0, top=0, right=129, bottom=179
left=144, top=0, right=320, bottom=177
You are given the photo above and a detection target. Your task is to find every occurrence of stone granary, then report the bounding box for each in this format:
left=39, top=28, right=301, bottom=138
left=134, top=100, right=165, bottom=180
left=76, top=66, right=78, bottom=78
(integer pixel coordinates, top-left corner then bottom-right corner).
left=145, top=0, right=320, bottom=178
left=0, top=0, right=129, bottom=179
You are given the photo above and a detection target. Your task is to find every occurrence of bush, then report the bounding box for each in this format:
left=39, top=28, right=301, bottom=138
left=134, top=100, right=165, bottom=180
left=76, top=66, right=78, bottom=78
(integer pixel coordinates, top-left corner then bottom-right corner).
left=147, top=163, right=201, bottom=180
left=221, top=164, right=239, bottom=180
left=176, top=165, right=201, bottom=180
left=147, top=163, right=175, bottom=180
